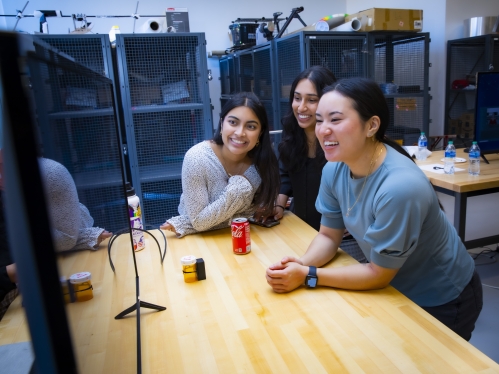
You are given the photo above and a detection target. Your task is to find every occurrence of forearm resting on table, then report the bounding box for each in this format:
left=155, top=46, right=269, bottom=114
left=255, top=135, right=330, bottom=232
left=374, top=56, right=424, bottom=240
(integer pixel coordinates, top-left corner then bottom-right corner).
left=316, top=262, right=398, bottom=290
left=275, top=194, right=288, bottom=209
left=300, top=226, right=398, bottom=291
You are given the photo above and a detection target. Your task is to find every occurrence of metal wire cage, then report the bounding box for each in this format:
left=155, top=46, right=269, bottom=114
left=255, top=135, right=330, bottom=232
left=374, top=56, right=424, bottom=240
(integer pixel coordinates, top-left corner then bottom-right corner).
left=368, top=32, right=430, bottom=145
left=445, top=35, right=499, bottom=138
left=274, top=32, right=368, bottom=127
left=219, top=54, right=238, bottom=95
left=115, top=33, right=212, bottom=227
left=28, top=38, right=129, bottom=234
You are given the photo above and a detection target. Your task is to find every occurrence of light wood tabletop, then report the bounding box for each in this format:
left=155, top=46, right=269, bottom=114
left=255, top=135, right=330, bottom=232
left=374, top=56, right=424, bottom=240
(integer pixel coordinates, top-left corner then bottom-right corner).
left=1, top=212, right=498, bottom=373
left=416, top=149, right=499, bottom=193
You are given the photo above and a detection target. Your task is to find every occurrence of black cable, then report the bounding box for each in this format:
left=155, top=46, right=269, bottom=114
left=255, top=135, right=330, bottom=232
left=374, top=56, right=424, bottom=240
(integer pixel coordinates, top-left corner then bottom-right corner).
left=107, top=227, right=167, bottom=272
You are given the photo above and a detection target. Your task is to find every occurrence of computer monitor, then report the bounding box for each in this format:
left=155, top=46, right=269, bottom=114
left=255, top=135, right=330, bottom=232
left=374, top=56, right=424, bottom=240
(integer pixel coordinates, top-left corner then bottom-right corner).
left=474, top=71, right=499, bottom=162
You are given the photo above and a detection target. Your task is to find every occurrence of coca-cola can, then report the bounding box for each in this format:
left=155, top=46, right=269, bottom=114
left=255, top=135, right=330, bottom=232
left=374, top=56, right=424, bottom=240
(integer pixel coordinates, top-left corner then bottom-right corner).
left=231, top=217, right=251, bottom=255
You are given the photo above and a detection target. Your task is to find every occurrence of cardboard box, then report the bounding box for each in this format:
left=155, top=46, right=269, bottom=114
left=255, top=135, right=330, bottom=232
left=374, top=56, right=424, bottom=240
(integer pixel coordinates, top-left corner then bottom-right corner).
left=346, top=8, right=423, bottom=32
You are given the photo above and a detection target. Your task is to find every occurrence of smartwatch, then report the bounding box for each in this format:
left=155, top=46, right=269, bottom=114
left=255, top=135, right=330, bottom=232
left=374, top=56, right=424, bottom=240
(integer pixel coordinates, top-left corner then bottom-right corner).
left=305, top=266, right=318, bottom=288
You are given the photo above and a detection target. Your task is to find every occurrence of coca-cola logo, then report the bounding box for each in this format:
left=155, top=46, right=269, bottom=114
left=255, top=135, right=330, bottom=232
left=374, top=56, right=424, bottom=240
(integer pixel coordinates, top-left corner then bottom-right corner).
left=232, top=225, right=244, bottom=238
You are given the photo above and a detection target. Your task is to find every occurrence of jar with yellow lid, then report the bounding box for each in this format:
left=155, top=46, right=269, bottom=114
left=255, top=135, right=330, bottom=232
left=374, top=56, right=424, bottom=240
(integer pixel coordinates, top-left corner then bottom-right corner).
left=69, top=272, right=94, bottom=302
left=180, top=255, right=197, bottom=283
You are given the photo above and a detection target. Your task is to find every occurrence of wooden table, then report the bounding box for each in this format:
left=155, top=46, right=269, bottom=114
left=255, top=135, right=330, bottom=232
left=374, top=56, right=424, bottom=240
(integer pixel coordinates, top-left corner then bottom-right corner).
left=416, top=149, right=499, bottom=248
left=1, top=213, right=498, bottom=373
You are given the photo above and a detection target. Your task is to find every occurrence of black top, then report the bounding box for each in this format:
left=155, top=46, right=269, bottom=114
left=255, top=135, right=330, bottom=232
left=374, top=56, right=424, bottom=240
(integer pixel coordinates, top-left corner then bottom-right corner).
left=0, top=191, right=16, bottom=303
left=279, top=157, right=324, bottom=231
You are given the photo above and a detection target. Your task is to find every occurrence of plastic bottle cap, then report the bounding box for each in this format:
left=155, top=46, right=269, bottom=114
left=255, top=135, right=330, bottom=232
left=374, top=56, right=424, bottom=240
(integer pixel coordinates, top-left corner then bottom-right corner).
left=125, top=182, right=135, bottom=196
left=421, top=132, right=425, bottom=135
left=472, top=141, right=477, bottom=144
left=69, top=272, right=92, bottom=284
left=180, top=255, right=196, bottom=265
left=448, top=141, right=453, bottom=144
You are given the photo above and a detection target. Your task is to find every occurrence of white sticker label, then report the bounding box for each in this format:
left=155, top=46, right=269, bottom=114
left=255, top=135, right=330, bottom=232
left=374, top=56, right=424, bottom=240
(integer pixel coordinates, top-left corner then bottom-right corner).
left=414, top=20, right=422, bottom=29
left=368, top=17, right=372, bottom=27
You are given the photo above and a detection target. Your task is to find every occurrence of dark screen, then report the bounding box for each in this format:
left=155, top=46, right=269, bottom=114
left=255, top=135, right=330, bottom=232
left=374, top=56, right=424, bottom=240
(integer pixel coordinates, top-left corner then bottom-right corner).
left=474, top=72, right=499, bottom=153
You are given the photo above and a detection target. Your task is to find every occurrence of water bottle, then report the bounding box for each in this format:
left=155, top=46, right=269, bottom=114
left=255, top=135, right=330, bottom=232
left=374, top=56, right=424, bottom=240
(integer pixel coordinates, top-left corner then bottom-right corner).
left=126, top=182, right=146, bottom=251
left=417, top=132, right=428, bottom=161
left=109, top=25, right=120, bottom=47
left=468, top=141, right=480, bottom=176
left=444, top=140, right=456, bottom=175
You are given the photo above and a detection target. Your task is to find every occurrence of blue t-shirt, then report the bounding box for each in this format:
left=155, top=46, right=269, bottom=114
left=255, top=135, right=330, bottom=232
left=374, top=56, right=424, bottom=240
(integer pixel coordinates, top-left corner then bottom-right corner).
left=316, top=144, right=474, bottom=307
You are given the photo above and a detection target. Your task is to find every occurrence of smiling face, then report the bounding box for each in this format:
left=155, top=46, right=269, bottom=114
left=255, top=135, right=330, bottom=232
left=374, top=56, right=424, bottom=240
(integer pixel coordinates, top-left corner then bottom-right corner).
left=292, top=79, right=319, bottom=131
left=315, top=91, right=375, bottom=167
left=220, top=106, right=262, bottom=156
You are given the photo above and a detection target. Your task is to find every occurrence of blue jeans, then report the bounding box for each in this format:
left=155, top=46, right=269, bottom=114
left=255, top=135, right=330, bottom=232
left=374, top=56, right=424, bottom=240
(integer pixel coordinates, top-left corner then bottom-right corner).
left=422, top=269, right=483, bottom=341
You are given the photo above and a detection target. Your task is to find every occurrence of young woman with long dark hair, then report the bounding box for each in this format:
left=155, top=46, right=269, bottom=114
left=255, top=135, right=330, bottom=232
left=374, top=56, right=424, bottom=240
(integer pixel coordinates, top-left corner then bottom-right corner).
left=161, top=92, right=280, bottom=237
left=274, top=66, right=337, bottom=229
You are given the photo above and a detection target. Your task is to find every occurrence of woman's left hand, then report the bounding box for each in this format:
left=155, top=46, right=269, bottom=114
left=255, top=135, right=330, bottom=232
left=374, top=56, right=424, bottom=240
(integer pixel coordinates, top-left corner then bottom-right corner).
left=266, top=257, right=308, bottom=293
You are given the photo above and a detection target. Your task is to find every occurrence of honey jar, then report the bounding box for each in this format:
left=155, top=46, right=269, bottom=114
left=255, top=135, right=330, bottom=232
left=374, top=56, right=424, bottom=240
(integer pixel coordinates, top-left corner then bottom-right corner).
left=69, top=272, right=94, bottom=302
left=180, top=255, right=197, bottom=283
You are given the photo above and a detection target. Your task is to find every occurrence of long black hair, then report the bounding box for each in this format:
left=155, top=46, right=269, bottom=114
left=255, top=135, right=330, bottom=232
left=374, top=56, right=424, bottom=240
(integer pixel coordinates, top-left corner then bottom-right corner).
left=322, top=77, right=413, bottom=161
left=278, top=66, right=337, bottom=172
left=212, top=92, right=280, bottom=214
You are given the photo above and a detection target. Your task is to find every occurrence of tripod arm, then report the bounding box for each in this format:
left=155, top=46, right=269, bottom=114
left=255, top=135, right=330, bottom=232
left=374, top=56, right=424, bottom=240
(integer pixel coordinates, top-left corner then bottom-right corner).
left=277, top=6, right=306, bottom=39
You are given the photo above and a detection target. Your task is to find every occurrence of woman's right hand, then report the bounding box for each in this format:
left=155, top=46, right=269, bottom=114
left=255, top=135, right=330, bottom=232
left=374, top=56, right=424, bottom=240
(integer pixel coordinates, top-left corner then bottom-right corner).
left=160, top=222, right=177, bottom=234
left=273, top=205, right=285, bottom=220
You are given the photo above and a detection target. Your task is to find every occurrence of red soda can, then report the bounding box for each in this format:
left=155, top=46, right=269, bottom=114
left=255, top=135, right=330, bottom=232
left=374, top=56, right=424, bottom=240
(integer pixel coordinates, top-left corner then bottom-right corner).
left=231, top=218, right=251, bottom=255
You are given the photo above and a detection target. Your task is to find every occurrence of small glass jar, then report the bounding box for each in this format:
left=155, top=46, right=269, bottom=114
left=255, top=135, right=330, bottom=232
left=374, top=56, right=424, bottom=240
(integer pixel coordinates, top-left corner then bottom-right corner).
left=69, top=272, right=94, bottom=302
left=180, top=255, right=197, bottom=283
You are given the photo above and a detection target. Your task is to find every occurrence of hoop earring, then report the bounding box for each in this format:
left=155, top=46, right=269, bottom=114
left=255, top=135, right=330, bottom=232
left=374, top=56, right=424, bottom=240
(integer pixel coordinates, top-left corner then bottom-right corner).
left=371, top=135, right=375, bottom=142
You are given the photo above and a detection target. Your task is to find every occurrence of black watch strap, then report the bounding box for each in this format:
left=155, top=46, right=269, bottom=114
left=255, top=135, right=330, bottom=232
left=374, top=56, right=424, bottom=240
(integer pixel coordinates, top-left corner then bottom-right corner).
left=305, top=266, right=318, bottom=288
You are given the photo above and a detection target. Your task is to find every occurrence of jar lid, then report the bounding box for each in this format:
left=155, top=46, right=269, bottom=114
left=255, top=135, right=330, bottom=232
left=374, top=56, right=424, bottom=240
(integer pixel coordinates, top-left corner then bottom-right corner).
left=69, top=272, right=92, bottom=284
left=180, top=255, right=196, bottom=265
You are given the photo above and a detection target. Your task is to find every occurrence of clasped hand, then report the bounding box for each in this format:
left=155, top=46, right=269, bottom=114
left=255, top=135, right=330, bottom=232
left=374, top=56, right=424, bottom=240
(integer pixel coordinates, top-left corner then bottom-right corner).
left=266, top=256, right=309, bottom=293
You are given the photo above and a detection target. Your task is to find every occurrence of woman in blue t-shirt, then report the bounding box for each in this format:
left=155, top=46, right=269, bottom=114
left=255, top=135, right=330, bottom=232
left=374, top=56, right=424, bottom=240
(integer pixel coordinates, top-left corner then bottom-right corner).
left=266, top=77, right=483, bottom=341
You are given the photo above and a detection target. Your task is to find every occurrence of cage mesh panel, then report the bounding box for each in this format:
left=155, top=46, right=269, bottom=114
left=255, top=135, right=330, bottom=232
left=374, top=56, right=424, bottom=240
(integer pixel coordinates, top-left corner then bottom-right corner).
left=141, top=179, right=182, bottom=227
left=123, top=36, right=201, bottom=106
left=254, top=48, right=273, bottom=100
left=132, top=110, right=203, bottom=168
left=35, top=61, right=113, bottom=113
left=308, top=38, right=365, bottom=79
left=35, top=36, right=107, bottom=76
left=373, top=35, right=425, bottom=91
left=385, top=96, right=425, bottom=145
left=276, top=35, right=301, bottom=122
left=220, top=58, right=230, bottom=95
left=447, top=42, right=486, bottom=124
left=228, top=57, right=237, bottom=93
left=238, top=52, right=253, bottom=93
left=31, top=43, right=128, bottom=233
left=261, top=100, right=275, bottom=131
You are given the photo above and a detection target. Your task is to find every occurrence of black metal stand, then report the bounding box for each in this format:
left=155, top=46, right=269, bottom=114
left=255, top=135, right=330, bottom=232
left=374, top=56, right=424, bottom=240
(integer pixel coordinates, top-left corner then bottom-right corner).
left=277, top=7, right=307, bottom=38
left=115, top=276, right=166, bottom=317
left=107, top=227, right=167, bottom=373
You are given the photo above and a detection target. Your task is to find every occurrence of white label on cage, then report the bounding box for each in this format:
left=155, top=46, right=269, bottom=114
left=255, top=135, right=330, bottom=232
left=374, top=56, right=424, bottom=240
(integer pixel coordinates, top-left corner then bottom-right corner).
left=414, top=20, right=422, bottom=29
left=309, top=36, right=316, bottom=39
left=367, top=17, right=372, bottom=27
